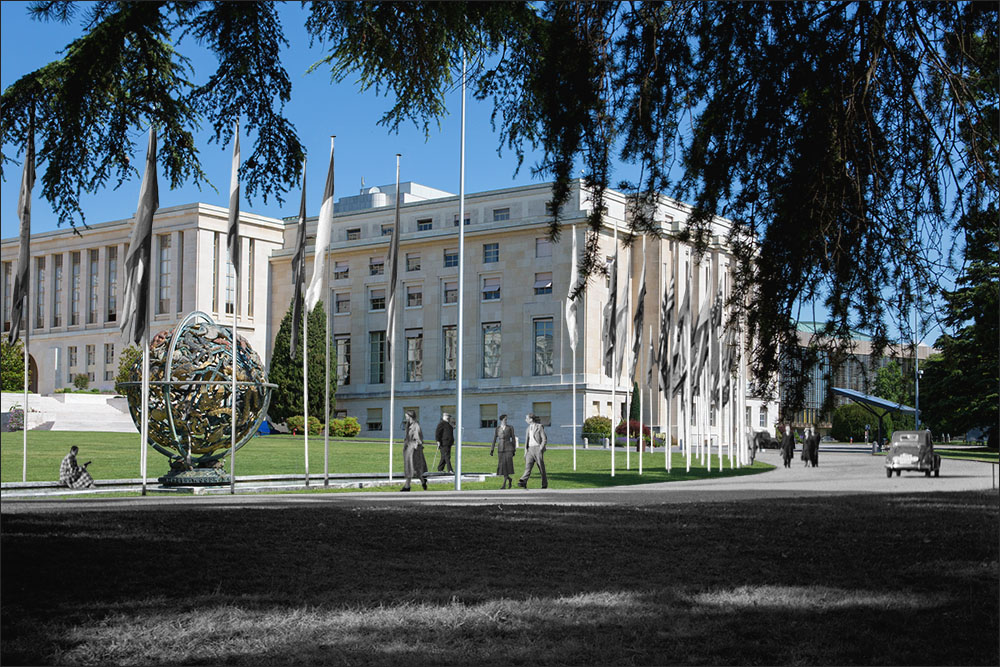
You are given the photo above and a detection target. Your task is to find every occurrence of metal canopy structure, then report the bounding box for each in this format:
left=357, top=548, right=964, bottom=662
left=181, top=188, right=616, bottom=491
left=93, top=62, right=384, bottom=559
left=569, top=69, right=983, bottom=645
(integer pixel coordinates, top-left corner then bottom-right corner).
left=832, top=386, right=916, bottom=446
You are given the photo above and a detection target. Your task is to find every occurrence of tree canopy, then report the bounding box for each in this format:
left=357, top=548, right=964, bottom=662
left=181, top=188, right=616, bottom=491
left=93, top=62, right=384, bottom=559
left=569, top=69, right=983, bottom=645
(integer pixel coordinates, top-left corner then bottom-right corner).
left=2, top=1, right=996, bottom=407
left=268, top=300, right=335, bottom=425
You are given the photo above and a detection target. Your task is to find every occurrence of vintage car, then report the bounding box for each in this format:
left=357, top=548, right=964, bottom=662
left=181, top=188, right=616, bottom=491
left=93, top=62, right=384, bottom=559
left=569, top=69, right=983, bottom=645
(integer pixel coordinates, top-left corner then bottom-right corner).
left=885, top=430, right=941, bottom=478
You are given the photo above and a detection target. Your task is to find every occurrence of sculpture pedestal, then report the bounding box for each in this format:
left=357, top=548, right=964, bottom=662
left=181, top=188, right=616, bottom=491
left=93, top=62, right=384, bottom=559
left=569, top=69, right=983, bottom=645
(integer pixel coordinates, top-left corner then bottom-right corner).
left=158, top=468, right=231, bottom=486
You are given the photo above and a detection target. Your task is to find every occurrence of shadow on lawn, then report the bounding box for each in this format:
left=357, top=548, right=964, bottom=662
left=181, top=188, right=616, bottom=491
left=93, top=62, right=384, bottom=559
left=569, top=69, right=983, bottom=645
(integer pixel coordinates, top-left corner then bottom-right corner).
left=2, top=492, right=997, bottom=666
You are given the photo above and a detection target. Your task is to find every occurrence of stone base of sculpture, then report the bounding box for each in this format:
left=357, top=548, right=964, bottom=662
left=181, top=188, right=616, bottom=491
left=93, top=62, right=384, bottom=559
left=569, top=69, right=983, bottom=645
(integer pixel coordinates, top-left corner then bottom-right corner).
left=158, top=467, right=231, bottom=486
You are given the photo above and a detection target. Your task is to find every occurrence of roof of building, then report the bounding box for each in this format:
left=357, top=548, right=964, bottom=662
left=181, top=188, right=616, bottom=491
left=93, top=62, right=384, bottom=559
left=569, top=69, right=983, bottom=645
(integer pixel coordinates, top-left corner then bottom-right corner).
left=796, top=321, right=872, bottom=342
left=831, top=386, right=916, bottom=415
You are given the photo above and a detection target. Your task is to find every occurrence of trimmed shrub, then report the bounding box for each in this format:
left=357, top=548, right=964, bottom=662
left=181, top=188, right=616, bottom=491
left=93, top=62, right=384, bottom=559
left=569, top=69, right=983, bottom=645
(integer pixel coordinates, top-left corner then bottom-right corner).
left=115, top=345, right=141, bottom=394
left=73, top=373, right=90, bottom=390
left=582, top=415, right=612, bottom=443
left=7, top=404, right=24, bottom=431
left=615, top=419, right=652, bottom=443
left=287, top=415, right=322, bottom=436
left=328, top=417, right=361, bottom=438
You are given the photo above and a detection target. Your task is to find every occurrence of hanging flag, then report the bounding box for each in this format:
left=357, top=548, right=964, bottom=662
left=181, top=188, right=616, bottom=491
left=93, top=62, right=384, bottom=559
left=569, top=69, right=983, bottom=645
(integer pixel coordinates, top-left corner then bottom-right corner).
left=601, top=254, right=618, bottom=377
left=709, top=289, right=723, bottom=405
left=671, top=279, right=690, bottom=397
left=120, top=128, right=158, bottom=345
left=565, top=226, right=579, bottom=353
left=305, top=141, right=336, bottom=311
left=385, top=156, right=402, bottom=364
left=658, top=276, right=675, bottom=394
left=289, top=158, right=307, bottom=358
left=721, top=326, right=736, bottom=406
left=630, top=240, right=647, bottom=380
left=227, top=120, right=241, bottom=277
left=8, top=116, right=34, bottom=345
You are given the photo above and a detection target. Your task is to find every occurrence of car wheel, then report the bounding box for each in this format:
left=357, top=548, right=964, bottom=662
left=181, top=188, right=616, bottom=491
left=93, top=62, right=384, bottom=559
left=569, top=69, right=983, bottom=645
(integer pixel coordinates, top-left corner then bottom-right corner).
left=886, top=468, right=893, bottom=478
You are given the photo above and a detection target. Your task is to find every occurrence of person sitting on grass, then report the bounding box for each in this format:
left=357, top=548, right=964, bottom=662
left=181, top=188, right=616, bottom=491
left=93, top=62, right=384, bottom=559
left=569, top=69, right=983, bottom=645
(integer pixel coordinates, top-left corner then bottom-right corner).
left=59, top=446, right=95, bottom=489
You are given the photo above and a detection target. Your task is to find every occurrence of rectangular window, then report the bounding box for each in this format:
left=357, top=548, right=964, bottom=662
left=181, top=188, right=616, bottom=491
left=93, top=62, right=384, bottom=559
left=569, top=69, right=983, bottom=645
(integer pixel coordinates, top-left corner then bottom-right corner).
left=443, top=280, right=457, bottom=305
left=416, top=218, right=432, bottom=231
left=246, top=238, right=254, bottom=317
left=158, top=235, right=171, bottom=315
left=369, top=288, right=386, bottom=311
left=336, top=335, right=351, bottom=385
left=533, top=317, right=554, bottom=376
left=482, top=322, right=501, bottom=378
left=760, top=406, right=768, bottom=428
left=535, top=237, right=552, bottom=258
left=534, top=271, right=553, bottom=295
left=492, top=207, right=510, bottom=222
left=104, top=370, right=114, bottom=381
left=443, top=326, right=457, bottom=380
left=87, top=371, right=95, bottom=383
left=482, top=276, right=501, bottom=301
left=85, top=250, right=98, bottom=324
left=104, top=343, right=114, bottom=365
left=106, top=246, right=117, bottom=322
left=453, top=213, right=470, bottom=226
left=212, top=232, right=220, bottom=313
left=366, top=407, right=383, bottom=431
left=443, top=248, right=458, bottom=268
left=34, top=256, right=45, bottom=329
left=406, top=253, right=421, bottom=271
left=532, top=402, right=552, bottom=427
left=52, top=255, right=63, bottom=328
left=405, top=330, right=423, bottom=382
left=68, top=346, right=77, bottom=367
left=369, top=331, right=385, bottom=384
left=333, top=261, right=349, bottom=280
left=369, top=257, right=385, bottom=276
left=406, top=284, right=422, bottom=308
left=86, top=344, right=95, bottom=366
left=347, top=228, right=361, bottom=241
left=381, top=224, right=394, bottom=237
left=335, top=292, right=350, bottom=314
left=480, top=404, right=498, bottom=429
left=483, top=243, right=499, bottom=263
left=70, top=252, right=81, bottom=325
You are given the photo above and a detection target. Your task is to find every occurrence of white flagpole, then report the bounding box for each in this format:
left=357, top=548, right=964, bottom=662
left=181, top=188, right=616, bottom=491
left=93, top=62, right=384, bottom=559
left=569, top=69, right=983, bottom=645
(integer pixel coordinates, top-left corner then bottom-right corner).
left=625, top=246, right=631, bottom=472
left=325, top=136, right=335, bottom=487
left=389, top=154, right=400, bottom=483
left=22, top=297, right=29, bottom=482
left=665, top=240, right=672, bottom=472
left=638, top=237, right=645, bottom=475
left=304, top=301, right=309, bottom=486
left=684, top=252, right=692, bottom=473
left=611, top=222, right=617, bottom=478
left=456, top=51, right=466, bottom=490
left=572, top=301, right=577, bottom=472
left=141, top=323, right=149, bottom=496
left=230, top=118, right=240, bottom=496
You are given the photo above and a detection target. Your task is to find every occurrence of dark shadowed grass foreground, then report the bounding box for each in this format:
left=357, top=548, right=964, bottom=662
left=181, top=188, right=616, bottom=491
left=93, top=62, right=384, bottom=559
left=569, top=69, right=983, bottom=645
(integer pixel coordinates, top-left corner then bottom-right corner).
left=2, top=492, right=997, bottom=666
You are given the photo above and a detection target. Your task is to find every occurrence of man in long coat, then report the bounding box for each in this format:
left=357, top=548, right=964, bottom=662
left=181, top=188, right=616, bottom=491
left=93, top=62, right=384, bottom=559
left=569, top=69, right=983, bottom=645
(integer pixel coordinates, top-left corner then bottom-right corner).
left=780, top=424, right=795, bottom=469
left=401, top=410, right=428, bottom=491
left=59, top=446, right=95, bottom=489
left=806, top=425, right=820, bottom=467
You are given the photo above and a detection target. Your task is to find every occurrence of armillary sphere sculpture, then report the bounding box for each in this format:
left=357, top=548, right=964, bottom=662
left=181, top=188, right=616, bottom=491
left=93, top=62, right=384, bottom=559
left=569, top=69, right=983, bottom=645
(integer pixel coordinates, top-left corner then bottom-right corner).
left=120, top=311, right=275, bottom=485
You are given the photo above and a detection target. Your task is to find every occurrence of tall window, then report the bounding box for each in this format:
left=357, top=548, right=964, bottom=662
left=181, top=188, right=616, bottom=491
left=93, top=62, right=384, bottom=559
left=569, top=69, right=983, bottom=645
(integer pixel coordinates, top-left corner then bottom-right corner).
left=416, top=218, right=432, bottom=231
left=52, top=255, right=63, bottom=327
left=369, top=257, right=385, bottom=276
left=212, top=232, right=220, bottom=313
left=760, top=406, right=768, bottom=427
left=106, top=246, right=117, bottom=322
left=246, top=238, right=254, bottom=317
left=68, top=346, right=77, bottom=367
left=534, top=272, right=553, bottom=295
left=533, top=318, right=554, bottom=375
left=482, top=322, right=501, bottom=378
left=443, top=326, right=457, bottom=380
left=443, top=248, right=459, bottom=267
left=483, top=243, right=499, bottom=263
left=532, top=402, right=552, bottom=427
left=335, top=292, right=350, bottom=314
left=366, top=407, right=383, bottom=431
left=480, top=404, right=498, bottom=428
left=369, top=288, right=385, bottom=311
left=406, top=253, right=421, bottom=271
left=405, top=330, right=423, bottom=382
left=104, top=343, right=114, bottom=365
left=535, top=237, right=552, bottom=258
left=406, top=284, right=422, bottom=307
left=443, top=280, right=457, bottom=305
left=156, top=235, right=171, bottom=315
left=333, top=261, right=349, bottom=280
left=224, top=258, right=235, bottom=315
left=34, top=257, right=45, bottom=328
left=88, top=249, right=99, bottom=323
left=492, top=207, right=510, bottom=222
left=70, top=251, right=80, bottom=325
left=336, top=335, right=351, bottom=385
left=369, top=331, right=385, bottom=384
left=86, top=344, right=95, bottom=366
left=482, top=276, right=501, bottom=301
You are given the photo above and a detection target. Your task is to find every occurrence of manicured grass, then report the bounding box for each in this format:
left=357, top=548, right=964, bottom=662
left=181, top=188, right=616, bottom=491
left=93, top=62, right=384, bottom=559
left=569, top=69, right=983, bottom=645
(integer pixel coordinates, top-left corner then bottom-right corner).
left=1, top=431, right=772, bottom=489
left=936, top=448, right=999, bottom=464
left=2, top=491, right=996, bottom=665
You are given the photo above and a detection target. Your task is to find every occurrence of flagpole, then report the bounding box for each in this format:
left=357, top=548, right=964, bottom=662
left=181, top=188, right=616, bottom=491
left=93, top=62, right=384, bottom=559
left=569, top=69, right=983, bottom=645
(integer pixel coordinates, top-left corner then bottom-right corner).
left=325, top=136, right=335, bottom=488
left=22, top=297, right=28, bottom=482
left=685, top=253, right=692, bottom=473
left=229, top=118, right=240, bottom=496
left=231, top=258, right=238, bottom=494
left=638, top=237, right=645, bottom=475
left=625, top=248, right=631, bottom=472
left=304, top=299, right=309, bottom=486
left=456, top=51, right=466, bottom=491
left=611, top=221, right=617, bottom=478
left=389, top=154, right=400, bottom=483
left=664, top=240, right=671, bottom=472
left=572, top=306, right=577, bottom=472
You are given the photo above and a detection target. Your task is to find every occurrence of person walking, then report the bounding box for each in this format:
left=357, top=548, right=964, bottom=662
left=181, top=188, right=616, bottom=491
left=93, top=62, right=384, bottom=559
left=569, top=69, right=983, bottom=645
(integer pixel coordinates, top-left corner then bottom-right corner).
left=435, top=412, right=455, bottom=473
left=490, top=414, right=517, bottom=489
left=807, top=425, right=820, bottom=467
left=400, top=410, right=428, bottom=492
left=517, top=413, right=548, bottom=489
left=780, top=424, right=795, bottom=469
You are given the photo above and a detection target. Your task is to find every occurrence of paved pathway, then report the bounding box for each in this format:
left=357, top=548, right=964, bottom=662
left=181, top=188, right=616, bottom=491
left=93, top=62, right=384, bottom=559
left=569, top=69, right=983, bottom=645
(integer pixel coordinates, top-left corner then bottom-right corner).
left=2, top=447, right=996, bottom=513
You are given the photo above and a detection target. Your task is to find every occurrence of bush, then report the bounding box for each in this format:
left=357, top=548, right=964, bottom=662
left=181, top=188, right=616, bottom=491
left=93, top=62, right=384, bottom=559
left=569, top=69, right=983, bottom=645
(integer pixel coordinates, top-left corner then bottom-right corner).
left=582, top=415, right=612, bottom=443
left=115, top=345, right=141, bottom=393
left=73, top=373, right=90, bottom=390
left=615, top=419, right=652, bottom=443
left=7, top=404, right=24, bottom=431
left=1, top=339, right=25, bottom=392
left=286, top=415, right=322, bottom=435
left=328, top=416, right=361, bottom=438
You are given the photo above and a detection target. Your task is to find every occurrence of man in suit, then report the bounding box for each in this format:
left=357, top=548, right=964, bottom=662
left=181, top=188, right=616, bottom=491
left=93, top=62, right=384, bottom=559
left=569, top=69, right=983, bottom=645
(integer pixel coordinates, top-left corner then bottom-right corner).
left=435, top=412, right=455, bottom=473
left=517, top=413, right=548, bottom=489
left=780, top=424, right=795, bottom=468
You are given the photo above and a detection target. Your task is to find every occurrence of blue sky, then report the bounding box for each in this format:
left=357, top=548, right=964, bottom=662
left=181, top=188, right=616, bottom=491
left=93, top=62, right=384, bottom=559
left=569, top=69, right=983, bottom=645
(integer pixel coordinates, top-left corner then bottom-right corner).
left=1, top=1, right=562, bottom=238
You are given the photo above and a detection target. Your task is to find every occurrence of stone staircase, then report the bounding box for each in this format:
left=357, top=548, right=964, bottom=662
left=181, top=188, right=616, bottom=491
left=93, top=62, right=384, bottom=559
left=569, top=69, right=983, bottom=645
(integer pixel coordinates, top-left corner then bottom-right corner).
left=1, top=392, right=137, bottom=433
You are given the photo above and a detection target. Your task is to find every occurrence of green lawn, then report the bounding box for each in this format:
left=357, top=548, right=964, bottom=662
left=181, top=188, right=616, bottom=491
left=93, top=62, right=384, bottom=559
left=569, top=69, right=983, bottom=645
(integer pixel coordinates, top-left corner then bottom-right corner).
left=1, top=431, right=772, bottom=489
left=936, top=447, right=999, bottom=464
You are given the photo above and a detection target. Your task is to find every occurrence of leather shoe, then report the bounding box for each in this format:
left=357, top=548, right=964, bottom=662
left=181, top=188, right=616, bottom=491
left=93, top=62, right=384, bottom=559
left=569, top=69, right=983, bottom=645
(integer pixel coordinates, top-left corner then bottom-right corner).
left=517, top=480, right=527, bottom=489
left=421, top=478, right=427, bottom=491
left=400, top=487, right=410, bottom=492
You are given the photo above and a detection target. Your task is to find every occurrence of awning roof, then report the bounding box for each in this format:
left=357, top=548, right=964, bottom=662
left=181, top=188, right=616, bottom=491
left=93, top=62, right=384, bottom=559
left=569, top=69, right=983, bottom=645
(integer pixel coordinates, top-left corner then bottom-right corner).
left=832, top=387, right=916, bottom=415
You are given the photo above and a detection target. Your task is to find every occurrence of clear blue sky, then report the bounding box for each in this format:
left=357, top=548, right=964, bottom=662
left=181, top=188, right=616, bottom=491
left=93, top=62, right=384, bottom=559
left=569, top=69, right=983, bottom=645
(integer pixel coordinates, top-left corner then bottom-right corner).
left=1, top=1, right=564, bottom=238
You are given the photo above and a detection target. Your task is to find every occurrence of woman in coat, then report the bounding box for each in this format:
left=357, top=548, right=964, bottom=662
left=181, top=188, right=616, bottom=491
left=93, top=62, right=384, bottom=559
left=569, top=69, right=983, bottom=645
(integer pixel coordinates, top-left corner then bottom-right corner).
left=490, top=414, right=516, bottom=489
left=400, top=410, right=428, bottom=491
